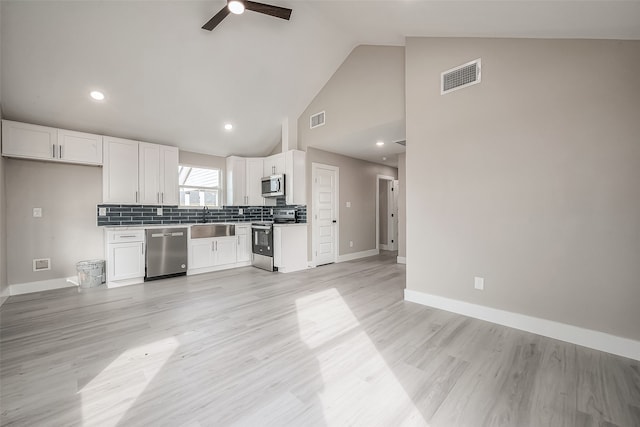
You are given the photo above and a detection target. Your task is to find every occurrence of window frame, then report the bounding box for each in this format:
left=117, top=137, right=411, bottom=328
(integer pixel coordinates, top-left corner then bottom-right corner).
left=178, top=163, right=224, bottom=209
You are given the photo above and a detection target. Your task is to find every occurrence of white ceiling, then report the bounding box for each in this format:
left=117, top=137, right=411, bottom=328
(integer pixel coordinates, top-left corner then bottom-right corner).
left=2, top=1, right=639, bottom=164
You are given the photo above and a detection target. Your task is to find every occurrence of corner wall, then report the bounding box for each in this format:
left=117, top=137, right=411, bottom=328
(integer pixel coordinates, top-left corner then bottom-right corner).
left=398, top=153, right=406, bottom=260
left=306, top=147, right=397, bottom=260
left=406, top=37, right=640, bottom=341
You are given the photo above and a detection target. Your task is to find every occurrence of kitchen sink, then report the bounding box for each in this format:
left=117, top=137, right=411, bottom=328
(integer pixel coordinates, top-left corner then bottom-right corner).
left=191, top=224, right=235, bottom=239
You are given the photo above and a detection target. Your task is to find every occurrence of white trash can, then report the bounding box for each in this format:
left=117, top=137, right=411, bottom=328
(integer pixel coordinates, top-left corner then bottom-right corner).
left=76, top=260, right=105, bottom=288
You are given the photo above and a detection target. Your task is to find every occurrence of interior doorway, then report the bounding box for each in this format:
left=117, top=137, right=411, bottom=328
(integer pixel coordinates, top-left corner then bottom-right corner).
left=312, top=163, right=339, bottom=266
left=376, top=175, right=398, bottom=251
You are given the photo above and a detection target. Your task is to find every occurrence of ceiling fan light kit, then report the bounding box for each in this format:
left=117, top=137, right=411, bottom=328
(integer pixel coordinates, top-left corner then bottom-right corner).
left=202, top=0, right=293, bottom=31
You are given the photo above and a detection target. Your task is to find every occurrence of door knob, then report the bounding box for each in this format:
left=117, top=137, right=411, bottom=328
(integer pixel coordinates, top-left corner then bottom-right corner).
left=332, top=220, right=337, bottom=223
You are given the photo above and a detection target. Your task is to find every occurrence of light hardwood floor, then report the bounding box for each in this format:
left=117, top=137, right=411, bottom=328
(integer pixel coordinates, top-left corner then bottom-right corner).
left=1, top=252, right=639, bottom=426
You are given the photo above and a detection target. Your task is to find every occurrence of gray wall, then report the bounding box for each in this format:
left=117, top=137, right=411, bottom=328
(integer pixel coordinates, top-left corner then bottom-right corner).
left=6, top=159, right=104, bottom=285
left=306, top=147, right=397, bottom=259
left=398, top=153, right=406, bottom=258
left=298, top=45, right=405, bottom=164
left=0, top=145, right=7, bottom=298
left=406, top=37, right=640, bottom=341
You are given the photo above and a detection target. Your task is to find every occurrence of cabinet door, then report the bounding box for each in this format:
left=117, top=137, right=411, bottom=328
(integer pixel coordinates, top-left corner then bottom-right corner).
left=109, top=242, right=144, bottom=281
left=160, top=146, right=179, bottom=205
left=236, top=226, right=251, bottom=263
left=246, top=158, right=265, bottom=206
left=264, top=153, right=285, bottom=176
left=214, top=237, right=237, bottom=266
left=190, top=239, right=215, bottom=269
left=57, top=129, right=103, bottom=165
left=1, top=120, right=57, bottom=161
left=226, top=157, right=247, bottom=206
left=139, top=143, right=161, bottom=205
left=285, top=150, right=306, bottom=205
left=103, top=137, right=139, bottom=204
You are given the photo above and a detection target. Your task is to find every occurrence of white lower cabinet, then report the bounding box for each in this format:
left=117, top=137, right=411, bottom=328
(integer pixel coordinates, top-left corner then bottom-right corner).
left=273, top=224, right=308, bottom=273
left=188, top=235, right=238, bottom=273
left=105, top=230, right=145, bottom=285
left=236, top=224, right=251, bottom=263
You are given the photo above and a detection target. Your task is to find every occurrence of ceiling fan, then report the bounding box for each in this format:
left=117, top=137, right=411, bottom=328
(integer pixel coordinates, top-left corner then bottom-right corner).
left=202, top=0, right=292, bottom=31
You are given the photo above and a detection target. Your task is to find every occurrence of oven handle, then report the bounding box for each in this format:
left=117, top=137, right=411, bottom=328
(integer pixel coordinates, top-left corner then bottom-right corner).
left=251, top=225, right=272, bottom=230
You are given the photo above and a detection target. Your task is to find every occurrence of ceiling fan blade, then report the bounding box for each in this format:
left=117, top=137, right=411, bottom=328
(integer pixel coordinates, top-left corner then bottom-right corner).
left=202, top=6, right=231, bottom=31
left=245, top=1, right=292, bottom=20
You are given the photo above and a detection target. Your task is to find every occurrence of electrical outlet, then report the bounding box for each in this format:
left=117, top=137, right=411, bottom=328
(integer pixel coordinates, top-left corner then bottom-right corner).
left=474, top=277, right=484, bottom=290
left=270, top=208, right=274, bottom=215
left=349, top=241, right=353, bottom=247
left=33, top=208, right=42, bottom=218
left=157, top=207, right=163, bottom=216
left=346, top=201, right=351, bottom=208
left=238, top=208, right=244, bottom=215
left=98, top=207, right=107, bottom=216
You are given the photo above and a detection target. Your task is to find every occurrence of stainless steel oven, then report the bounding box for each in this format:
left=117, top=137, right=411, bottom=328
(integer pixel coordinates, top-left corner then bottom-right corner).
left=251, top=222, right=274, bottom=271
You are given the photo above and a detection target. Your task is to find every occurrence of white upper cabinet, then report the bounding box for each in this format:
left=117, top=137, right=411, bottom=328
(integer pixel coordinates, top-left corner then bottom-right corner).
left=2, top=120, right=103, bottom=165
left=57, top=129, right=103, bottom=165
left=285, top=150, right=306, bottom=205
left=103, top=137, right=140, bottom=204
left=159, top=146, right=179, bottom=206
left=226, top=156, right=247, bottom=206
left=263, top=153, right=285, bottom=176
left=104, top=138, right=178, bottom=205
left=246, top=158, right=264, bottom=205
left=226, top=156, right=264, bottom=206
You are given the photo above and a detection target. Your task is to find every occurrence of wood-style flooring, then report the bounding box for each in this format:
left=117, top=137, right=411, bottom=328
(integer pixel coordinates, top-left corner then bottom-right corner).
left=1, top=252, right=639, bottom=426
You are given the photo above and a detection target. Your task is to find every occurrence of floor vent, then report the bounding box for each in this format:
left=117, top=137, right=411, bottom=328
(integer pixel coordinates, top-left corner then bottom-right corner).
left=441, top=58, right=481, bottom=95
left=310, top=111, right=325, bottom=129
left=33, top=258, right=51, bottom=271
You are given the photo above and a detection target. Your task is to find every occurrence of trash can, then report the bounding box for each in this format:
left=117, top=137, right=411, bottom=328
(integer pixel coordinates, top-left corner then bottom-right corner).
left=76, top=260, right=105, bottom=288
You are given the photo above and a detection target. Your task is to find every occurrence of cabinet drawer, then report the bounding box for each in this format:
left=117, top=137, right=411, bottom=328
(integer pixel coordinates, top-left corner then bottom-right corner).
left=235, top=224, right=250, bottom=235
left=107, top=230, right=145, bottom=243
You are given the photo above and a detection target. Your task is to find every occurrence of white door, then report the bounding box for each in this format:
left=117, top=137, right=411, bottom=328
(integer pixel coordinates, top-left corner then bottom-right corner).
left=246, top=158, right=265, bottom=205
left=313, top=163, right=338, bottom=266
left=388, top=180, right=399, bottom=251
left=236, top=226, right=251, bottom=263
left=103, top=137, right=139, bottom=204
left=190, top=239, right=215, bottom=269
left=57, top=129, right=103, bottom=165
left=160, top=146, right=179, bottom=205
left=139, top=143, right=161, bottom=205
left=226, top=157, right=247, bottom=206
left=109, top=242, right=144, bottom=281
left=1, top=120, right=57, bottom=161
left=214, top=237, right=237, bottom=266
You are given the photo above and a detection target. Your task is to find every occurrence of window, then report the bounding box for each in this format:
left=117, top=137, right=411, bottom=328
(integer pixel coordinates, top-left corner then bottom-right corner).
left=178, top=165, right=221, bottom=207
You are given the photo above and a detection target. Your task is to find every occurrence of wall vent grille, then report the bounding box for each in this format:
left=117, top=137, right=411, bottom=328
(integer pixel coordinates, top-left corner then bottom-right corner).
left=310, top=111, right=325, bottom=129
left=33, top=258, right=51, bottom=271
left=394, top=140, right=406, bottom=147
left=441, top=58, right=481, bottom=95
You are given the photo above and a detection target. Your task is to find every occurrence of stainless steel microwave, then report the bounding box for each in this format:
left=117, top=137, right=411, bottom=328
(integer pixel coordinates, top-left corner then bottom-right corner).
left=261, top=174, right=285, bottom=198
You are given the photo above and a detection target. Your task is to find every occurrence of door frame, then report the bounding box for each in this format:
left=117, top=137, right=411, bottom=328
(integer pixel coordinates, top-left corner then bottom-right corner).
left=312, top=162, right=339, bottom=267
left=376, top=174, right=397, bottom=251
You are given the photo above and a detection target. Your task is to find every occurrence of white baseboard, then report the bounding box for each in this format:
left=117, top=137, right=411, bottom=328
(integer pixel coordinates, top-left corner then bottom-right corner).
left=10, top=276, right=79, bottom=296
left=0, top=295, right=8, bottom=308
left=397, top=256, right=406, bottom=264
left=379, top=244, right=389, bottom=251
left=404, top=289, right=640, bottom=361
left=337, top=249, right=379, bottom=263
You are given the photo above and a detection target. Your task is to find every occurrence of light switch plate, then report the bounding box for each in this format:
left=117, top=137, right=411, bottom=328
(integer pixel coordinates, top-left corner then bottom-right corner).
left=474, top=276, right=484, bottom=290
left=346, top=201, right=351, bottom=208
left=238, top=208, right=244, bottom=215
left=33, top=208, right=42, bottom=218
left=157, top=208, right=163, bottom=216
left=98, top=207, right=107, bottom=216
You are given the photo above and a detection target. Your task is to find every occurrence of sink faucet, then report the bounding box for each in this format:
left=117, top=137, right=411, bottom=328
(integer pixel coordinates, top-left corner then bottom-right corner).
left=202, top=206, right=209, bottom=223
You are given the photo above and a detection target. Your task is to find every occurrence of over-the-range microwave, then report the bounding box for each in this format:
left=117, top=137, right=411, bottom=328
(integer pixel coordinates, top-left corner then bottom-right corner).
left=261, top=174, right=285, bottom=198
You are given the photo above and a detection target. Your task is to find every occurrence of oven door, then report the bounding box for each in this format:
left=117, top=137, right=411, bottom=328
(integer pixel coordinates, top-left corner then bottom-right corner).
left=252, top=225, right=273, bottom=257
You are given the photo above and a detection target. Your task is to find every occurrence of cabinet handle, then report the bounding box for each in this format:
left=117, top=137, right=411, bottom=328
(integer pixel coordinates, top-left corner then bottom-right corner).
left=52, top=144, right=56, bottom=158
left=211, top=242, right=215, bottom=252
left=216, top=241, right=218, bottom=251
left=59, top=145, right=63, bottom=158
left=141, top=244, right=144, bottom=254
left=135, top=191, right=139, bottom=203
left=161, top=192, right=164, bottom=204
left=119, top=235, right=137, bottom=238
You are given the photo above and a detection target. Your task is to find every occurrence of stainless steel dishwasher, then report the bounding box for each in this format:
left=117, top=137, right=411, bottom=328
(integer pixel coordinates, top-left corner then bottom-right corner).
left=145, top=228, right=188, bottom=280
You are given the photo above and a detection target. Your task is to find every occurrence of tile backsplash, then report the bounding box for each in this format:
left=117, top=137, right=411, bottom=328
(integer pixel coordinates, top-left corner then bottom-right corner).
left=97, top=204, right=307, bottom=226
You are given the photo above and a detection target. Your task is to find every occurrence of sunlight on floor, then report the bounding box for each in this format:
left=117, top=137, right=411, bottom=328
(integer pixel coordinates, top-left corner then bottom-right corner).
left=79, top=337, right=179, bottom=426
left=296, top=289, right=429, bottom=426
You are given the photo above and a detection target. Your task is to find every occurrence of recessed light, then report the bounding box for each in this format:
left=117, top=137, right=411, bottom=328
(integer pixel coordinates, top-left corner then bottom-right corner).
left=376, top=141, right=384, bottom=146
left=382, top=157, right=387, bottom=161
left=224, top=123, right=233, bottom=131
left=228, top=0, right=245, bottom=14
left=90, top=91, right=105, bottom=101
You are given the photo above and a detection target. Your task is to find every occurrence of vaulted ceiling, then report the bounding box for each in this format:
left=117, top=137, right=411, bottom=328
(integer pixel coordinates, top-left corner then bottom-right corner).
left=1, top=1, right=638, bottom=163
